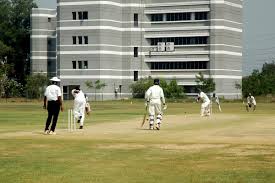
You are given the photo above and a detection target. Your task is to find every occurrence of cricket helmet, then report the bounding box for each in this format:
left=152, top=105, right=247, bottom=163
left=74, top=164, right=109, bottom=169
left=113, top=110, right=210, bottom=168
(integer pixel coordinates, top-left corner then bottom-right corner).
left=154, top=78, right=160, bottom=85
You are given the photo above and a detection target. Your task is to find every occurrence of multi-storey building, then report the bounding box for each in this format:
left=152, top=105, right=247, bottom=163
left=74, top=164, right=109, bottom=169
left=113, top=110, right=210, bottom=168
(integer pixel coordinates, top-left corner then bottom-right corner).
left=31, top=8, right=57, bottom=77
left=31, top=0, right=243, bottom=100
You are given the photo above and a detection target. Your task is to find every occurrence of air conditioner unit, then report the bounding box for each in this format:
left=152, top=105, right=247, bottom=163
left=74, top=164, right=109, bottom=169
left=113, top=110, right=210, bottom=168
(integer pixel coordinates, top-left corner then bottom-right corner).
left=166, top=42, right=175, bottom=52
left=157, top=42, right=165, bottom=52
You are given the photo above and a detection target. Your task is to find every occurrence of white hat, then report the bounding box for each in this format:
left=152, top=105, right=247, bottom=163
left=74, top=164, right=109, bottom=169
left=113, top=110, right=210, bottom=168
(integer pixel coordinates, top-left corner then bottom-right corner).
left=50, top=77, right=61, bottom=82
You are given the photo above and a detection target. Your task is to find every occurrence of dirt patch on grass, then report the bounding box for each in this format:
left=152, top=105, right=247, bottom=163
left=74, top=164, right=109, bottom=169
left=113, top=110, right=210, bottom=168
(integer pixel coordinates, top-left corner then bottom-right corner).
left=95, top=143, right=229, bottom=152
left=153, top=144, right=229, bottom=151
left=96, top=144, right=146, bottom=150
left=224, top=145, right=275, bottom=156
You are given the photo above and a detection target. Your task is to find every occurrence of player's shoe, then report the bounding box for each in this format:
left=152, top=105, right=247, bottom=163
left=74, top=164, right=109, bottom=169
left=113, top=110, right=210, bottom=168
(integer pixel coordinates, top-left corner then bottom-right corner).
left=49, top=131, right=56, bottom=135
left=79, top=126, right=83, bottom=129
left=156, top=123, right=160, bottom=130
left=44, top=130, right=49, bottom=135
left=149, top=124, right=154, bottom=130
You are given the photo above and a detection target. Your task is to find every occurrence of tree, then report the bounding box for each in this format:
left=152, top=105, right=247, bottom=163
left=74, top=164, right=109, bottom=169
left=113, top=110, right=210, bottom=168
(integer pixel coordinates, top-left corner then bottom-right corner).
left=0, top=62, right=19, bottom=99
left=130, top=77, right=185, bottom=99
left=0, top=0, right=37, bottom=83
left=241, top=62, right=275, bottom=97
left=235, top=81, right=242, bottom=99
left=85, top=80, right=107, bottom=101
left=195, top=72, right=215, bottom=93
left=130, top=77, right=154, bottom=98
left=0, top=41, right=13, bottom=60
left=167, top=79, right=185, bottom=99
left=1, top=76, right=23, bottom=99
left=25, top=74, right=48, bottom=99
left=95, top=80, right=107, bottom=101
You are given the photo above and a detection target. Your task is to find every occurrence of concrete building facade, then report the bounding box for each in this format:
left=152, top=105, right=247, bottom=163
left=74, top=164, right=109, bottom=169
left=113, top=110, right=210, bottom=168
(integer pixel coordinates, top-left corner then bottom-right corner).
left=31, top=0, right=243, bottom=100
left=31, top=8, right=57, bottom=77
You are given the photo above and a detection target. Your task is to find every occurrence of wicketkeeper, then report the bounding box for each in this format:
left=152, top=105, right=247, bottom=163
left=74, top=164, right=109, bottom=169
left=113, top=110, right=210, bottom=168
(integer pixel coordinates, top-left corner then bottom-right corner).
left=246, top=93, right=256, bottom=112
left=197, top=90, right=211, bottom=117
left=145, top=79, right=166, bottom=130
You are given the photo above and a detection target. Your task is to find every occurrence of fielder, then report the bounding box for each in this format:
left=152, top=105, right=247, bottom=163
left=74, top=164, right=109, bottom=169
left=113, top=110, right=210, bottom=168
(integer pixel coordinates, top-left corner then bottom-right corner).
left=212, top=93, right=222, bottom=112
left=145, top=79, right=166, bottom=130
left=246, top=93, right=256, bottom=112
left=197, top=90, right=211, bottom=117
left=71, top=86, right=86, bottom=129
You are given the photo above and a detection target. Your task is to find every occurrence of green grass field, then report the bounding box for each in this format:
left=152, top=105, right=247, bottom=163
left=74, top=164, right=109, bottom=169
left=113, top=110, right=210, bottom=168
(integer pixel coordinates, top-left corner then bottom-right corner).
left=1, top=100, right=275, bottom=183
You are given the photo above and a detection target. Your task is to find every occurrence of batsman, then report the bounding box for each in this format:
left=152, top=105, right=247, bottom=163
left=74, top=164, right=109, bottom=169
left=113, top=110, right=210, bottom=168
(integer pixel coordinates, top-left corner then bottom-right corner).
left=144, top=79, right=166, bottom=130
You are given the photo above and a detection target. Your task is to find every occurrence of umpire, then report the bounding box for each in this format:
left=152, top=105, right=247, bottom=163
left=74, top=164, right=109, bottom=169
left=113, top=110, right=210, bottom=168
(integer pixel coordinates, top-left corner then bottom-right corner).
left=43, top=77, right=64, bottom=135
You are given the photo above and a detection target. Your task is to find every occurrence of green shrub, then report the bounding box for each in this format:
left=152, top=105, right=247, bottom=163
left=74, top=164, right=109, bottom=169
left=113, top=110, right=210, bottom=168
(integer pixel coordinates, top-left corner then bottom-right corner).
left=130, top=77, right=185, bottom=99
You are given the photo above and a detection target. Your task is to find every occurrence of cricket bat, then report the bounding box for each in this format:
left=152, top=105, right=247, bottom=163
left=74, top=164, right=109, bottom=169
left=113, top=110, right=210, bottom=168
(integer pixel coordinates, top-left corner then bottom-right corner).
left=141, top=105, right=148, bottom=128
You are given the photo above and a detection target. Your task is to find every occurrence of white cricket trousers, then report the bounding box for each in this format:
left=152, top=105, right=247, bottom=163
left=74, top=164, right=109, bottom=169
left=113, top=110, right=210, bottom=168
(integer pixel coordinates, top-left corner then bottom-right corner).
left=73, top=99, right=86, bottom=126
left=148, top=99, right=163, bottom=125
left=201, top=101, right=210, bottom=116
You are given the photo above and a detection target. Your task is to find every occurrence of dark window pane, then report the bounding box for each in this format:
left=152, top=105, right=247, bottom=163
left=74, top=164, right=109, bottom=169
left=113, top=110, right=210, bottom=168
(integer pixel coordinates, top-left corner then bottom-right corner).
left=72, top=61, right=76, bottom=69
left=134, top=13, right=138, bottom=27
left=63, top=86, right=68, bottom=93
left=84, top=36, right=88, bottom=44
left=78, top=12, right=83, bottom=20
left=84, top=61, right=88, bottom=69
left=78, top=36, right=82, bottom=44
left=134, top=71, right=138, bottom=81
left=78, top=61, right=83, bottom=69
left=134, top=47, right=138, bottom=57
left=151, top=14, right=163, bottom=21
left=72, top=12, right=76, bottom=20
left=73, top=36, right=76, bottom=44
left=83, top=11, right=88, bottom=19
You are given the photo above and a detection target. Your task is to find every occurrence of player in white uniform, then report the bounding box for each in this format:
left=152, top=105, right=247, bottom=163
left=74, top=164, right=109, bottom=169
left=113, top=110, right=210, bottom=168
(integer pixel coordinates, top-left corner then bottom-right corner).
left=145, top=79, right=166, bottom=130
left=71, top=86, right=86, bottom=129
left=212, top=93, right=222, bottom=112
left=197, top=90, right=211, bottom=117
left=246, top=93, right=256, bottom=112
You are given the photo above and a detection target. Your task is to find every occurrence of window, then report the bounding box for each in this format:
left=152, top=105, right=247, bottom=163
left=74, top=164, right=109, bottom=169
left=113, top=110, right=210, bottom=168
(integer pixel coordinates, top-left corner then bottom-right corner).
left=78, top=61, right=83, bottom=69
left=195, top=12, right=208, bottom=20
left=63, top=86, right=68, bottom=93
left=151, top=61, right=208, bottom=70
left=73, top=61, right=88, bottom=69
left=72, top=36, right=76, bottom=44
left=134, top=13, right=138, bottom=27
left=78, top=36, right=82, bottom=44
left=83, top=11, right=88, bottom=20
left=150, top=37, right=208, bottom=45
left=134, top=47, right=138, bottom=57
left=72, top=61, right=76, bottom=69
left=151, top=14, right=163, bottom=21
left=47, top=39, right=51, bottom=45
left=72, top=12, right=76, bottom=20
left=78, top=12, right=83, bottom=20
left=166, top=13, right=191, bottom=21
left=84, top=61, right=88, bottom=69
left=134, top=71, right=138, bottom=81
left=84, top=36, right=88, bottom=44
left=48, top=18, right=51, bottom=22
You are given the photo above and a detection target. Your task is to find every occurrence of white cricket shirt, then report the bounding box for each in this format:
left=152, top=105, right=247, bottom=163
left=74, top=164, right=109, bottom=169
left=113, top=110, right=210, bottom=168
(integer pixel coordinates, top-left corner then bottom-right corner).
left=145, top=85, right=165, bottom=104
left=199, top=91, right=210, bottom=103
left=44, top=84, right=62, bottom=101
